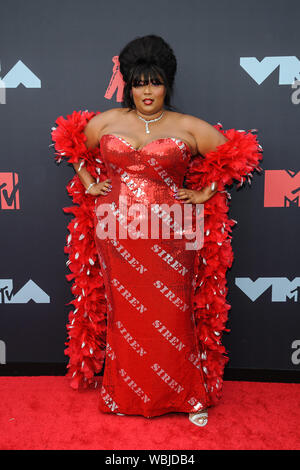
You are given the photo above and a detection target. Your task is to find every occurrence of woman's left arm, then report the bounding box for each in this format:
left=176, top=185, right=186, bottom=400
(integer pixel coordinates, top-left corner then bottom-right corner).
left=176, top=116, right=228, bottom=204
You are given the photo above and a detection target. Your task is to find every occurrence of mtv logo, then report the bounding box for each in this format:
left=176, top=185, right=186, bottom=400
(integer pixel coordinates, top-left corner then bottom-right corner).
left=240, top=56, right=300, bottom=85
left=235, top=277, right=300, bottom=302
left=0, top=172, right=20, bottom=210
left=0, top=279, right=50, bottom=303
left=0, top=60, right=41, bottom=104
left=264, top=170, right=300, bottom=207
left=0, top=60, right=41, bottom=88
left=104, top=55, right=125, bottom=103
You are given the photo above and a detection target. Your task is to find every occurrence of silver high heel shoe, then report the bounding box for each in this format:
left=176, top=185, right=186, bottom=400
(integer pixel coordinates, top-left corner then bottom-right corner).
left=188, top=409, right=208, bottom=427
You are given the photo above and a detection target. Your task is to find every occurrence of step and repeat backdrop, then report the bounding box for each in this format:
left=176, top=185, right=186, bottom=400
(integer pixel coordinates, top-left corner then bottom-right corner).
left=0, top=0, right=299, bottom=375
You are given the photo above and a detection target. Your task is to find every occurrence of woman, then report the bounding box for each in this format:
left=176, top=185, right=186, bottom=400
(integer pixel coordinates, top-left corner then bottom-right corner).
left=51, top=34, right=263, bottom=427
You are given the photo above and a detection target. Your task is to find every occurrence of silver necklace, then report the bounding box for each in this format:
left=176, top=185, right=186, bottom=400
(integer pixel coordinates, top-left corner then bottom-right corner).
left=136, top=110, right=165, bottom=134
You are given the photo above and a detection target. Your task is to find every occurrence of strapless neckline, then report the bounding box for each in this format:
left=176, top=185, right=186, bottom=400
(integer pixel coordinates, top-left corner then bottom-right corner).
left=99, top=133, right=193, bottom=157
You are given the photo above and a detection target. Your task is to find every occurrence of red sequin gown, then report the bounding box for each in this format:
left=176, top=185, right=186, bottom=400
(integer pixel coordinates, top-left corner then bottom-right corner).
left=94, top=134, right=209, bottom=417
left=51, top=109, right=263, bottom=418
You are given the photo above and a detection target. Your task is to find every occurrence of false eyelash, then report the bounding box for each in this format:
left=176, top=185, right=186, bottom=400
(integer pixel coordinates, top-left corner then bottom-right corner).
left=132, top=80, right=163, bottom=87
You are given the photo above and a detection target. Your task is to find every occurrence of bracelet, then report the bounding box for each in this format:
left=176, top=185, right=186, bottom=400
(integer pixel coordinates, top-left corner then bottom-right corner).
left=211, top=182, right=217, bottom=191
left=85, top=182, right=96, bottom=194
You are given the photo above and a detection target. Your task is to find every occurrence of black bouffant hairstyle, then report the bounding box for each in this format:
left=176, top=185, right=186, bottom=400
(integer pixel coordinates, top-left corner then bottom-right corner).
left=118, top=34, right=178, bottom=112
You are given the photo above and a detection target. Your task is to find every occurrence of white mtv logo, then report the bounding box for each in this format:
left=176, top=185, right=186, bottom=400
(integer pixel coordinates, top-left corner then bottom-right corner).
left=240, top=56, right=300, bottom=85
left=235, top=277, right=300, bottom=302
left=0, top=279, right=49, bottom=303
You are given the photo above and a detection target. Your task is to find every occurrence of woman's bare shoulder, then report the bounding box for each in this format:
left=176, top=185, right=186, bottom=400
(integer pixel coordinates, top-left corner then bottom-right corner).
left=168, top=110, right=211, bottom=132
left=82, top=108, right=118, bottom=149
left=88, top=107, right=122, bottom=126
left=180, top=112, right=211, bottom=130
left=83, top=107, right=123, bottom=148
left=180, top=112, right=228, bottom=155
left=181, top=112, right=224, bottom=138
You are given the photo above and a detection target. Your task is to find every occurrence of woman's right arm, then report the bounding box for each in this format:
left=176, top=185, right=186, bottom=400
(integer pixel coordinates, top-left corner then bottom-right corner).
left=73, top=110, right=114, bottom=195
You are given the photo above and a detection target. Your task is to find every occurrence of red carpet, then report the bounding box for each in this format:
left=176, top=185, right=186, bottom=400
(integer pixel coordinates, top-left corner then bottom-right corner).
left=0, top=377, right=299, bottom=450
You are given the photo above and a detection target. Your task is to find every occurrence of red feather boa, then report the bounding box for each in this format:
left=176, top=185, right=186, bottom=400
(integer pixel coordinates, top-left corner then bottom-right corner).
left=50, top=110, right=263, bottom=406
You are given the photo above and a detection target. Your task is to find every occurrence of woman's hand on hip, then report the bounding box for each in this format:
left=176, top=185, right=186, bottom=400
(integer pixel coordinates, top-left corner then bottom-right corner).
left=174, top=188, right=206, bottom=204
left=174, top=184, right=218, bottom=204
left=89, top=179, right=112, bottom=196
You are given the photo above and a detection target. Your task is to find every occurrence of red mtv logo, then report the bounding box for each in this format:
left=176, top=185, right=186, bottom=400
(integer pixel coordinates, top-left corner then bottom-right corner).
left=0, top=172, right=20, bottom=210
left=104, top=56, right=125, bottom=102
left=264, top=170, right=300, bottom=207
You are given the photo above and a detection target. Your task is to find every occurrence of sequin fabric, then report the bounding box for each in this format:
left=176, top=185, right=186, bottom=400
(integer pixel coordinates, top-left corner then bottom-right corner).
left=93, top=134, right=210, bottom=418
left=51, top=110, right=263, bottom=413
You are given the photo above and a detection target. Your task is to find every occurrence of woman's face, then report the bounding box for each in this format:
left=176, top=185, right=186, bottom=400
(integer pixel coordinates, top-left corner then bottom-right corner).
left=130, top=73, right=166, bottom=114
